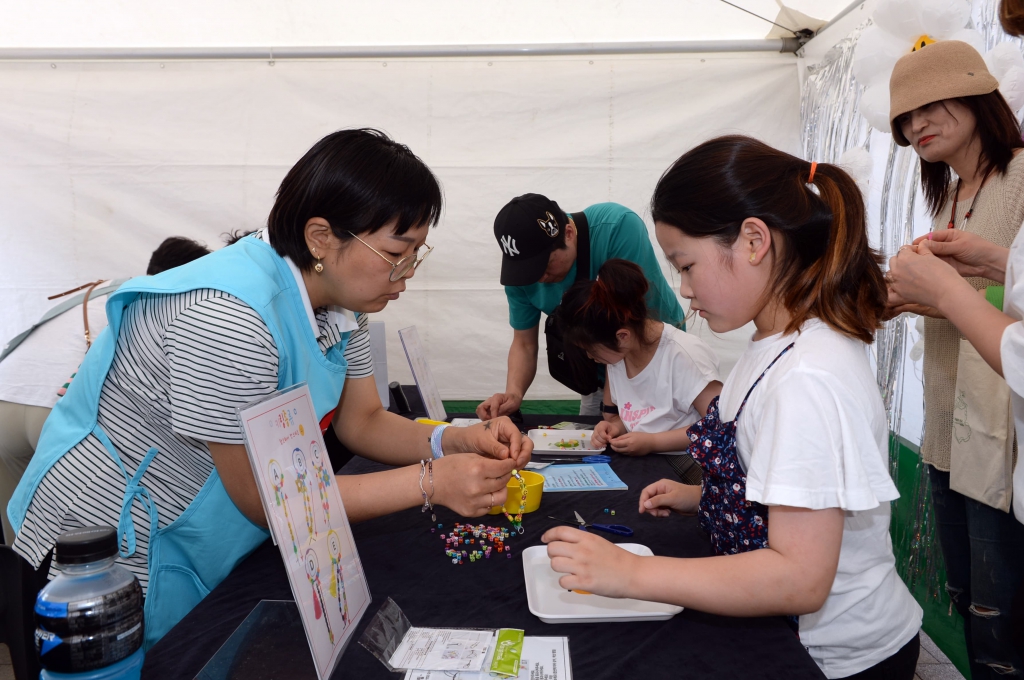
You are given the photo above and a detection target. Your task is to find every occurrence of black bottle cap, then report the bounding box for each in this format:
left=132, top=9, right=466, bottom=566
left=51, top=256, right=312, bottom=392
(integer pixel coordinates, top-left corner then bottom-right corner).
left=55, top=526, right=118, bottom=565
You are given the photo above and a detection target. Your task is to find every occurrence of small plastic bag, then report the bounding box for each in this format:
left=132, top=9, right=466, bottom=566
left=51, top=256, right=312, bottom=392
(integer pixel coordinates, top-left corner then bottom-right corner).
left=357, top=598, right=412, bottom=673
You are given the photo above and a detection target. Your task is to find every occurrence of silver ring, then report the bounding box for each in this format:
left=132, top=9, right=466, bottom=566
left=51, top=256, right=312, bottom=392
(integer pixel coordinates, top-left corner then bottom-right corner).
left=489, top=492, right=494, bottom=507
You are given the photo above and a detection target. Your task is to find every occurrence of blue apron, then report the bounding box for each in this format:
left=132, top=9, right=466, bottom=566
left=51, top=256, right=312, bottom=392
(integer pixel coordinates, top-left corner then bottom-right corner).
left=8, top=236, right=352, bottom=647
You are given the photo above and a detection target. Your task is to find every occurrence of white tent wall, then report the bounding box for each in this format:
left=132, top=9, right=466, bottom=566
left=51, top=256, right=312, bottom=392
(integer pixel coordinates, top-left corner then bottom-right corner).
left=0, top=53, right=801, bottom=400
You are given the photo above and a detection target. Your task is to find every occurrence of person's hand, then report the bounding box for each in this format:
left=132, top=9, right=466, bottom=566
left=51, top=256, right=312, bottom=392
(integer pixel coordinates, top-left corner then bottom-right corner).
left=444, top=417, right=532, bottom=469
left=639, top=478, right=699, bottom=517
left=886, top=244, right=965, bottom=315
left=590, top=420, right=623, bottom=449
left=912, top=230, right=1009, bottom=281
left=433, top=453, right=516, bottom=517
left=608, top=431, right=655, bottom=456
left=884, top=285, right=944, bottom=320
left=541, top=526, right=640, bottom=598
left=476, top=392, right=523, bottom=420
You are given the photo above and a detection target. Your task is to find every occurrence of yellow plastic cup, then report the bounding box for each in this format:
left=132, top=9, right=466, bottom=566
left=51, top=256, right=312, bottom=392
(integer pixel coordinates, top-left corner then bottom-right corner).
left=488, top=470, right=544, bottom=515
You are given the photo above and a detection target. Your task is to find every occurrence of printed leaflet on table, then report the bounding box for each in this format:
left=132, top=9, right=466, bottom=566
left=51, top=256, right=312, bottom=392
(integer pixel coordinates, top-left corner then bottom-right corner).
left=403, top=636, right=572, bottom=680
left=388, top=628, right=493, bottom=672
left=538, top=463, right=627, bottom=492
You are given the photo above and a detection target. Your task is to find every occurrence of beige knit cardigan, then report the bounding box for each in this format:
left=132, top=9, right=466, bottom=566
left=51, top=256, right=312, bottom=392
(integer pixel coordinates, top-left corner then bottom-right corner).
left=921, top=153, right=1024, bottom=470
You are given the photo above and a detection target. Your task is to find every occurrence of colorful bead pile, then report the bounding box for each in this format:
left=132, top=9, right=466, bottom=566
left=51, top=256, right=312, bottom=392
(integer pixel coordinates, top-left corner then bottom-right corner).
left=441, top=523, right=515, bottom=565
left=503, top=470, right=528, bottom=535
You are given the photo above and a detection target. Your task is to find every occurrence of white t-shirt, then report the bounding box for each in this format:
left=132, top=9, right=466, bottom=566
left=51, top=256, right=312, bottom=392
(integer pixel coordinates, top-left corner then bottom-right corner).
left=0, top=288, right=111, bottom=409
left=606, top=324, right=719, bottom=454
left=719, top=319, right=921, bottom=678
left=999, top=225, right=1024, bottom=524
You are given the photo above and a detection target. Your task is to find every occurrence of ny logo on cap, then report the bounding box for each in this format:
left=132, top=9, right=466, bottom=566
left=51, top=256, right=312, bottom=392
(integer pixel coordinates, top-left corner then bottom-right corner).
left=537, top=212, right=559, bottom=238
left=500, top=235, right=520, bottom=257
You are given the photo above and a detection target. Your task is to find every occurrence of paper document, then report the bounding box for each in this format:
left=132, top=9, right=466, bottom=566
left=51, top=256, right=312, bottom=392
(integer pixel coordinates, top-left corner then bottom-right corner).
left=538, top=463, right=627, bottom=492
left=389, top=628, right=493, bottom=671
left=404, top=636, right=572, bottom=680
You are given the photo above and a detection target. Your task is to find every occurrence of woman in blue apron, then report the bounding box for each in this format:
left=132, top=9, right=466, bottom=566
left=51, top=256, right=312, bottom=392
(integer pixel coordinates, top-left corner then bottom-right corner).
left=8, top=128, right=530, bottom=647
left=543, top=136, right=922, bottom=679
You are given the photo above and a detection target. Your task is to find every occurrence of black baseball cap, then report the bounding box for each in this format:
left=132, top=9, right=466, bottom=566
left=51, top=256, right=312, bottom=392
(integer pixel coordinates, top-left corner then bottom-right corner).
left=494, top=193, right=567, bottom=286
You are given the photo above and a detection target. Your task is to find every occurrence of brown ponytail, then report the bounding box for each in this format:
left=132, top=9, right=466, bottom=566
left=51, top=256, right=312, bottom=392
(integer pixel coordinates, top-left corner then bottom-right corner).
left=1001, top=0, right=1024, bottom=36
left=651, top=135, right=886, bottom=343
left=560, top=259, right=653, bottom=352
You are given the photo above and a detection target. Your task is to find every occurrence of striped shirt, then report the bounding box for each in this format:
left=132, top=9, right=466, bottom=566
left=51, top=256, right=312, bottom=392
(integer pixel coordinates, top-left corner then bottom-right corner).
left=14, top=272, right=372, bottom=591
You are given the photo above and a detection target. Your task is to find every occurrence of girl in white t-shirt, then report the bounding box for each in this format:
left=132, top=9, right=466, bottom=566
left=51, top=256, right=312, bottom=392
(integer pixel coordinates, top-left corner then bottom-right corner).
left=542, top=136, right=923, bottom=680
left=558, top=258, right=721, bottom=455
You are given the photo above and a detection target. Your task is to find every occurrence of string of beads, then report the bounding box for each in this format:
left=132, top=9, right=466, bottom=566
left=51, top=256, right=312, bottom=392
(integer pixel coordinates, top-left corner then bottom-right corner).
left=503, top=470, right=528, bottom=534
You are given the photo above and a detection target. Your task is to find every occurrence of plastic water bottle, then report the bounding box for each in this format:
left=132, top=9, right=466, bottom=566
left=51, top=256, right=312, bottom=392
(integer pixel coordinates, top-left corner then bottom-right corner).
left=35, top=526, right=145, bottom=680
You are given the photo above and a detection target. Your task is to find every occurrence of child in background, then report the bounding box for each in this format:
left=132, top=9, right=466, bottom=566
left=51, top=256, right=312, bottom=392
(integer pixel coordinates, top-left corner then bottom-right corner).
left=542, top=136, right=922, bottom=680
left=559, top=258, right=721, bottom=456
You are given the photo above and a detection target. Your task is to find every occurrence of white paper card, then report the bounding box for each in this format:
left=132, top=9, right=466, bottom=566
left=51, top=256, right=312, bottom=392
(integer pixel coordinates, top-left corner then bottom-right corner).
left=403, top=636, right=572, bottom=680
left=389, top=628, right=493, bottom=671
left=450, top=418, right=482, bottom=427
left=398, top=325, right=446, bottom=421
left=238, top=384, right=372, bottom=680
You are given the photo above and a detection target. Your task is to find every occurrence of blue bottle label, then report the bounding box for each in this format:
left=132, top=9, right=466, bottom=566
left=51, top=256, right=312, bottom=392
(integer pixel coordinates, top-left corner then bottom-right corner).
left=35, top=628, right=63, bottom=656
left=34, top=600, right=69, bottom=618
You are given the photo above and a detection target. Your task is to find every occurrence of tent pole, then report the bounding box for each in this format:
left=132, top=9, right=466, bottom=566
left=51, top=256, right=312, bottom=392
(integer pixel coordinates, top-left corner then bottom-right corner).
left=0, top=39, right=795, bottom=61
left=815, top=0, right=870, bottom=36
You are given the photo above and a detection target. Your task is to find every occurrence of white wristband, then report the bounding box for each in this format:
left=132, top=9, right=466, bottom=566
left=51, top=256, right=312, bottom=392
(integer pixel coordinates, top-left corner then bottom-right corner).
left=430, top=424, right=449, bottom=459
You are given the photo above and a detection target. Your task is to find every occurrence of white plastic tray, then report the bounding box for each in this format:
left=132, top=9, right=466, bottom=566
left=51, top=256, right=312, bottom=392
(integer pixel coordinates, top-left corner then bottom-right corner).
left=523, top=544, right=684, bottom=624
left=528, top=429, right=603, bottom=454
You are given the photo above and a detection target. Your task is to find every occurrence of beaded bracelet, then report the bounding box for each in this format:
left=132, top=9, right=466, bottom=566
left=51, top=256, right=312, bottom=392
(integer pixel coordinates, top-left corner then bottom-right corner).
left=503, top=469, right=528, bottom=534
left=418, top=460, right=436, bottom=523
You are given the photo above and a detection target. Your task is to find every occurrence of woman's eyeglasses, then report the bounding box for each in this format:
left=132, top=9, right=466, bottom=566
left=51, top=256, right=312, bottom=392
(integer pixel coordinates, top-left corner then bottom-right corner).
left=346, top=231, right=433, bottom=282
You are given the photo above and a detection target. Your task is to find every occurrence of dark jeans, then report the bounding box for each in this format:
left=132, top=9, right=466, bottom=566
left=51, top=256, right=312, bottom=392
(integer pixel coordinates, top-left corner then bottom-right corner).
left=837, top=633, right=919, bottom=680
left=929, top=466, right=1024, bottom=678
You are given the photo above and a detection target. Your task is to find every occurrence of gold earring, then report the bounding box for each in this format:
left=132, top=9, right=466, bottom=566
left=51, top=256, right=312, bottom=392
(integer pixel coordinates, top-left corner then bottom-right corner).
left=313, top=249, right=324, bottom=274
left=749, top=251, right=756, bottom=263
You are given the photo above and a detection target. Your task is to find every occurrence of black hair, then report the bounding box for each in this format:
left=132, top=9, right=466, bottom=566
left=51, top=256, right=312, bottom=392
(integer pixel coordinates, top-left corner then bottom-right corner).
left=267, top=128, right=443, bottom=271
left=146, top=237, right=211, bottom=275
left=550, top=205, right=569, bottom=250
left=652, top=135, right=886, bottom=343
left=560, top=259, right=653, bottom=352
left=222, top=229, right=255, bottom=246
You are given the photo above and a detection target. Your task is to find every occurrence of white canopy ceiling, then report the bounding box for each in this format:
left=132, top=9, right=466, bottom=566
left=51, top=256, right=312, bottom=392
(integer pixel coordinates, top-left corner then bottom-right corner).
left=0, top=1, right=854, bottom=49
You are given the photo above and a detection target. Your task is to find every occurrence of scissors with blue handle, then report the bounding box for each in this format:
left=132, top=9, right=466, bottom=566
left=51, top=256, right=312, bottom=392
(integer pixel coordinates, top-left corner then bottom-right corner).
left=581, top=454, right=611, bottom=464
left=547, top=510, right=633, bottom=537
left=574, top=510, right=633, bottom=537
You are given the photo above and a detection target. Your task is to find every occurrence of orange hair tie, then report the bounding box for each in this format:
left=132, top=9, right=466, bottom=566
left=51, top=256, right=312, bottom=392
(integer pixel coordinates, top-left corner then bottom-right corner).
left=808, top=161, right=818, bottom=184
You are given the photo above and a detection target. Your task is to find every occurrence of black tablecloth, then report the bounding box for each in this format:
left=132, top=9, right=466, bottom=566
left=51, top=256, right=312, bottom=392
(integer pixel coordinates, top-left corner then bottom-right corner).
left=144, top=415, right=824, bottom=680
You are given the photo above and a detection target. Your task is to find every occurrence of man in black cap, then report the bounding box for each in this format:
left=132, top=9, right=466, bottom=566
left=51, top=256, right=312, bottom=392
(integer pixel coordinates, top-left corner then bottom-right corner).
left=477, top=195, right=684, bottom=418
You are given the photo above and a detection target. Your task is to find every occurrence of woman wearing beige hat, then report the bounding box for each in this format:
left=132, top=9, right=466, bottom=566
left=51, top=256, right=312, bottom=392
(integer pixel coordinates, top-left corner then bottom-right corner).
left=886, top=40, right=1024, bottom=679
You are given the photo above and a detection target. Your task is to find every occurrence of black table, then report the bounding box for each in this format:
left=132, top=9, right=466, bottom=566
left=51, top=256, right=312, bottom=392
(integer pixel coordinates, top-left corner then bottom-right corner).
left=144, top=415, right=824, bottom=680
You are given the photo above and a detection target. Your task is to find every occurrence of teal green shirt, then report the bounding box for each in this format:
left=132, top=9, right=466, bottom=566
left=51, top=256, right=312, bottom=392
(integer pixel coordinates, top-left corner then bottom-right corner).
left=504, top=202, right=685, bottom=330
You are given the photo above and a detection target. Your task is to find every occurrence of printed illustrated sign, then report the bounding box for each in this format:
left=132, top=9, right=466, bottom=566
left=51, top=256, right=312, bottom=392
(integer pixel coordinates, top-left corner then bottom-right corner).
left=238, top=384, right=371, bottom=679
